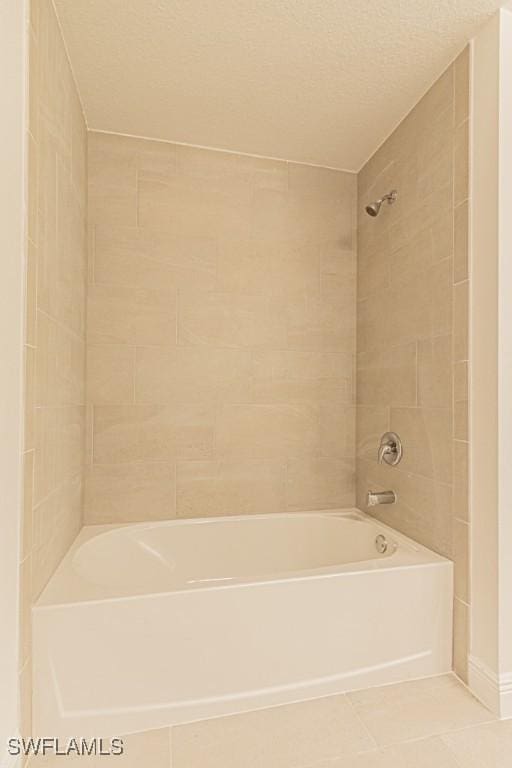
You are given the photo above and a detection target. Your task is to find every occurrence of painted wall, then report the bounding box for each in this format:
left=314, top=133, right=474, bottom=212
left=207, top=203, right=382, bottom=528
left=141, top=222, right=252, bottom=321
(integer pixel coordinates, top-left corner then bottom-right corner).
left=469, top=8, right=512, bottom=718
left=356, top=50, right=471, bottom=679
left=85, top=133, right=356, bottom=523
left=20, top=0, right=88, bottom=738
left=0, top=0, right=26, bottom=761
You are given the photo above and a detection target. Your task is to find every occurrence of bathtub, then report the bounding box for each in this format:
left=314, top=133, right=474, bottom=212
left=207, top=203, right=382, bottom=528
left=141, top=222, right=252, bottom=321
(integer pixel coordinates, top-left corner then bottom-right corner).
left=33, top=509, right=453, bottom=737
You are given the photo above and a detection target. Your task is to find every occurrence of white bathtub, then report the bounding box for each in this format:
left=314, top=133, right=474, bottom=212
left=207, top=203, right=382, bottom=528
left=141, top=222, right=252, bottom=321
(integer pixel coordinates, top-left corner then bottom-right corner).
left=33, top=509, right=453, bottom=737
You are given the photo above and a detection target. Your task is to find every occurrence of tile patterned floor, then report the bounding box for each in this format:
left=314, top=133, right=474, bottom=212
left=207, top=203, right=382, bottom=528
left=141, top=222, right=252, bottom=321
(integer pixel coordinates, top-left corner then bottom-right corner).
left=33, top=674, right=512, bottom=767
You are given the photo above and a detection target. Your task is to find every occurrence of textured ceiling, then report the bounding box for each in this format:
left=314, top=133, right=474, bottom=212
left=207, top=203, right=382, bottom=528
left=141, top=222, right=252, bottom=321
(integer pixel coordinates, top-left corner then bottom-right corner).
left=54, top=0, right=503, bottom=171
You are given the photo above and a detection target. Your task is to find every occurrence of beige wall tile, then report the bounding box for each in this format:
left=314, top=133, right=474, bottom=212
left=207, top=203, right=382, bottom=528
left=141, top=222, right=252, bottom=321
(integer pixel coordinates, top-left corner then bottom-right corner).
left=357, top=56, right=470, bottom=675
left=86, top=135, right=356, bottom=524
left=33, top=407, right=58, bottom=505
left=22, top=7, right=87, bottom=737
left=357, top=458, right=452, bottom=557
left=28, top=133, right=39, bottom=246
left=175, top=144, right=240, bottom=180
left=391, top=474, right=452, bottom=558
left=453, top=360, right=468, bottom=402
left=453, top=279, right=469, bottom=361
left=137, top=141, right=177, bottom=184
left=357, top=242, right=390, bottom=300
left=357, top=295, right=391, bottom=358
left=88, top=184, right=138, bottom=227
left=453, top=439, right=469, bottom=524
left=287, top=273, right=356, bottom=352
left=88, top=345, right=135, bottom=404
left=356, top=406, right=390, bottom=461
left=319, top=397, right=355, bottom=458
left=215, top=238, right=275, bottom=296
left=36, top=134, right=58, bottom=317
left=176, top=460, right=285, bottom=517
left=87, top=283, right=176, bottom=346
left=93, top=226, right=217, bottom=292
left=55, top=326, right=85, bottom=406
left=22, top=451, right=34, bottom=560
left=357, top=344, right=417, bottom=407
left=390, top=407, right=452, bottom=484
left=431, top=209, right=454, bottom=264
left=35, top=311, right=84, bottom=407
left=26, top=241, right=37, bottom=346
left=19, top=555, right=32, bottom=666
left=417, top=335, right=452, bottom=408
left=71, top=96, right=87, bottom=201
left=454, top=47, right=470, bottom=128
left=85, top=463, right=176, bottom=524
left=93, top=404, right=215, bottom=463
left=454, top=201, right=469, bottom=283
left=178, top=291, right=288, bottom=349
left=357, top=259, right=452, bottom=358
left=138, top=176, right=253, bottom=240
left=216, top=403, right=318, bottom=460
left=286, top=458, right=355, bottom=511
left=88, top=131, right=138, bottom=188
left=454, top=400, right=468, bottom=442
left=252, top=349, right=353, bottom=385
left=453, top=360, right=469, bottom=441
left=35, top=309, right=58, bottom=406
left=236, top=154, right=289, bottom=191
left=28, top=26, right=39, bottom=140
left=135, top=345, right=251, bottom=404
left=24, top=345, right=36, bottom=451
left=453, top=439, right=468, bottom=489
left=54, top=406, right=85, bottom=485
left=358, top=216, right=392, bottom=268
left=288, top=162, right=356, bottom=198
left=454, top=119, right=469, bottom=207
left=248, top=376, right=322, bottom=407
left=453, top=480, right=469, bottom=523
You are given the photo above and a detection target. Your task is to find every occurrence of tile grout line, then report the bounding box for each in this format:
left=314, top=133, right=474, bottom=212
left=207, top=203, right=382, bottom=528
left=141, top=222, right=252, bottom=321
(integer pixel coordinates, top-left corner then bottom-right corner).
left=344, top=693, right=380, bottom=753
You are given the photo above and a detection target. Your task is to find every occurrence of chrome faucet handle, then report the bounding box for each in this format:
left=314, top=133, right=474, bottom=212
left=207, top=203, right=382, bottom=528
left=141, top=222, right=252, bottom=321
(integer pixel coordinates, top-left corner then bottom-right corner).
left=378, top=432, right=402, bottom=466
left=378, top=443, right=393, bottom=463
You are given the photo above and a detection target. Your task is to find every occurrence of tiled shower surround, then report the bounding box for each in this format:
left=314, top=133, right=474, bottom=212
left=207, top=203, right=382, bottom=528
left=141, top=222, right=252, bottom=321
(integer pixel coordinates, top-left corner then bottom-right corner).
left=21, top=0, right=471, bottom=741
left=356, top=49, right=470, bottom=679
left=20, top=0, right=87, bottom=738
left=85, top=134, right=357, bottom=522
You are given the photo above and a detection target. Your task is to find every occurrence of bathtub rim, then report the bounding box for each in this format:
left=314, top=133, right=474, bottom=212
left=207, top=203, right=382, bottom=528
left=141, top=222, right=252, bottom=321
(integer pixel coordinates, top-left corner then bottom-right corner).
left=35, top=508, right=453, bottom=609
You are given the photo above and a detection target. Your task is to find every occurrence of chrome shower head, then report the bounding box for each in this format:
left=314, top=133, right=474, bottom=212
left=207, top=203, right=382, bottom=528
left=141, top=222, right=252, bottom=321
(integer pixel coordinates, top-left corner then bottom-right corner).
left=365, top=189, right=397, bottom=217
left=365, top=200, right=381, bottom=217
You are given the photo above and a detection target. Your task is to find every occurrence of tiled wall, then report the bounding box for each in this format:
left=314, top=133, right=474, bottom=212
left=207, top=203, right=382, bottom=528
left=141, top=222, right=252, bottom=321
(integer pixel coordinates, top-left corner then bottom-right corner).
left=21, top=0, right=88, bottom=736
left=356, top=49, right=470, bottom=679
left=85, top=133, right=357, bottom=523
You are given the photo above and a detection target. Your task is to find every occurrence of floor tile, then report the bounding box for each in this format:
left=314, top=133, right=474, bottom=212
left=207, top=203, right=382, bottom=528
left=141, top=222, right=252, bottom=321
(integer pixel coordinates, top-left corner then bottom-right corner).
left=172, top=695, right=375, bottom=768
left=442, top=719, right=512, bottom=767
left=29, top=728, right=171, bottom=766
left=347, top=674, right=493, bottom=747
left=309, top=736, right=461, bottom=767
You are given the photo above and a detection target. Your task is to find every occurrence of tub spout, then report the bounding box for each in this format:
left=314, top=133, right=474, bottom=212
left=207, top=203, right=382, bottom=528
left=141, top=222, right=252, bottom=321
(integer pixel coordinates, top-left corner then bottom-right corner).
left=366, top=490, right=396, bottom=507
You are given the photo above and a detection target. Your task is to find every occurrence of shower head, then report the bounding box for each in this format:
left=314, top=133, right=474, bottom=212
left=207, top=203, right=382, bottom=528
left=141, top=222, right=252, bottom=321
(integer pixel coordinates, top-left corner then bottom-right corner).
left=365, top=190, right=397, bottom=217
left=365, top=201, right=381, bottom=217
